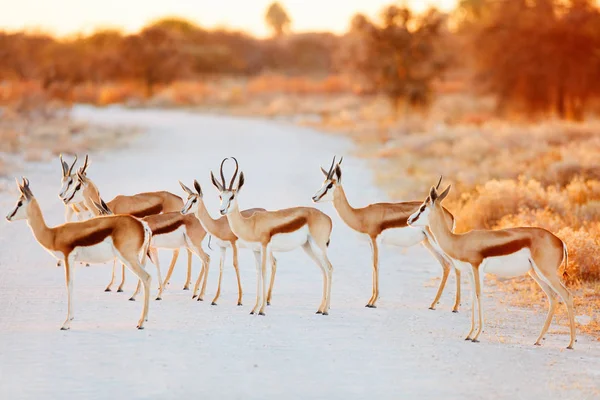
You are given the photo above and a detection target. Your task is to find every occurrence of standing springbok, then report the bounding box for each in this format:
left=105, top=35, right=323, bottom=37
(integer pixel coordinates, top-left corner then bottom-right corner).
left=180, top=178, right=278, bottom=306
left=6, top=178, right=152, bottom=330
left=312, top=157, right=459, bottom=310
left=92, top=198, right=210, bottom=301
left=214, top=158, right=333, bottom=316
left=63, top=168, right=194, bottom=293
left=407, top=185, right=576, bottom=348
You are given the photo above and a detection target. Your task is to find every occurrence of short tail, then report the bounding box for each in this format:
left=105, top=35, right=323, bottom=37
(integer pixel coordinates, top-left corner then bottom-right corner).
left=140, top=221, right=152, bottom=267
left=326, top=238, right=331, bottom=247
left=562, top=242, right=569, bottom=281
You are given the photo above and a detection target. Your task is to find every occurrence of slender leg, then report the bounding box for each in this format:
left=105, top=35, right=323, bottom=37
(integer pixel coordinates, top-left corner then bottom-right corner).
left=465, top=269, right=476, bottom=340
left=314, top=241, right=333, bottom=315
left=302, top=242, right=328, bottom=314
left=232, top=243, right=243, bottom=306
left=537, top=266, right=576, bottom=349
left=162, top=249, right=180, bottom=287
left=60, top=256, right=74, bottom=330
left=471, top=266, right=484, bottom=342
left=251, top=250, right=262, bottom=315
left=118, top=254, right=152, bottom=329
left=528, top=269, right=558, bottom=346
left=183, top=249, right=192, bottom=290
left=192, top=263, right=206, bottom=300
left=129, top=280, right=141, bottom=301
left=258, top=245, right=268, bottom=315
left=149, top=248, right=164, bottom=300
left=211, top=247, right=227, bottom=305
left=422, top=239, right=452, bottom=311
left=105, top=259, right=117, bottom=292
left=267, top=253, right=277, bottom=306
left=199, top=249, right=210, bottom=301
left=367, top=236, right=379, bottom=308
left=117, top=263, right=126, bottom=292
left=453, top=268, right=461, bottom=313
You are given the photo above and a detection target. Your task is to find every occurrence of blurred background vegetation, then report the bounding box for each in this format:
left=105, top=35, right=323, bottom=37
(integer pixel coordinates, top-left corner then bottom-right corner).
left=1, top=0, right=599, bottom=337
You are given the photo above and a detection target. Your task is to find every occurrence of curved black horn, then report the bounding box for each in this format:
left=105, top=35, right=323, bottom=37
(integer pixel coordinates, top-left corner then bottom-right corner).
left=219, top=158, right=228, bottom=188
left=67, top=155, right=78, bottom=175
left=435, top=175, right=443, bottom=190
left=229, top=157, right=239, bottom=190
left=327, top=156, right=336, bottom=179
left=338, top=156, right=343, bottom=165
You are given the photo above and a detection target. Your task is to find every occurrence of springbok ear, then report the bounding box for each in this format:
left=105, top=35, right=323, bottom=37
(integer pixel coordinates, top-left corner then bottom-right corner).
left=237, top=172, right=245, bottom=191
left=320, top=167, right=329, bottom=177
left=15, top=177, right=23, bottom=193
left=335, top=165, right=342, bottom=182
left=92, top=201, right=104, bottom=214
left=193, top=179, right=203, bottom=197
left=100, top=199, right=111, bottom=214
left=429, top=186, right=438, bottom=203
left=210, top=171, right=223, bottom=191
left=76, top=170, right=87, bottom=184
left=179, top=180, right=193, bottom=195
left=60, top=154, right=68, bottom=177
left=437, top=185, right=451, bottom=202
left=21, top=177, right=32, bottom=199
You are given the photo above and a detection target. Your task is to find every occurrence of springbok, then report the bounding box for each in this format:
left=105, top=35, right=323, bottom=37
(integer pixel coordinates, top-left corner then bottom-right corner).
left=92, top=198, right=210, bottom=301
left=63, top=168, right=194, bottom=293
left=214, top=158, right=333, bottom=316
left=180, top=178, right=278, bottom=306
left=312, top=157, right=459, bottom=310
left=408, top=185, right=576, bottom=348
left=6, top=178, right=152, bottom=330
left=59, top=154, right=93, bottom=222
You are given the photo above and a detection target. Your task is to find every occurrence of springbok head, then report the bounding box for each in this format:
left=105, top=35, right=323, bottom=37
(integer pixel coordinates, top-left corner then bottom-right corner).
left=60, top=154, right=89, bottom=203
left=6, top=177, right=34, bottom=222
left=312, top=156, right=343, bottom=203
left=211, top=157, right=244, bottom=216
left=62, top=169, right=88, bottom=205
left=58, top=154, right=78, bottom=200
left=180, top=179, right=204, bottom=215
left=408, top=179, right=451, bottom=228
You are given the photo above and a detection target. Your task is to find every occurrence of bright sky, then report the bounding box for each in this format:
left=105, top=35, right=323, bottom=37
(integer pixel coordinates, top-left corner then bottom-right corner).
left=0, top=0, right=457, bottom=37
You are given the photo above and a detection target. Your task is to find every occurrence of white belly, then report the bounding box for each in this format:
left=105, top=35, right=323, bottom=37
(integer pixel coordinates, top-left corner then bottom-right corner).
left=481, top=248, right=532, bottom=278
left=213, top=237, right=232, bottom=249
left=269, top=225, right=310, bottom=252
left=237, top=239, right=261, bottom=251
left=152, top=227, right=186, bottom=249
left=379, top=227, right=425, bottom=247
left=72, top=238, right=117, bottom=264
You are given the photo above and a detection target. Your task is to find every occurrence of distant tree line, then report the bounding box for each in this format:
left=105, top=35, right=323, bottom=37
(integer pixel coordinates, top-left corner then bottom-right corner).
left=1, top=0, right=600, bottom=119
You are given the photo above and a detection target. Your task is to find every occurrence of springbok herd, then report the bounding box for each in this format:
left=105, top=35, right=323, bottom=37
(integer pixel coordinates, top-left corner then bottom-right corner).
left=5, top=155, right=576, bottom=349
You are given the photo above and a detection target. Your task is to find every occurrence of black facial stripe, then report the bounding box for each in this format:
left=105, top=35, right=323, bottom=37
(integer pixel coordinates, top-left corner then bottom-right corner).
left=8, top=207, right=18, bottom=219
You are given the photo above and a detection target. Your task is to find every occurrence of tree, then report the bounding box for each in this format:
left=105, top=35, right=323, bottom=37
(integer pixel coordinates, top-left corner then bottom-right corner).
left=265, top=2, right=291, bottom=37
left=339, top=7, right=449, bottom=113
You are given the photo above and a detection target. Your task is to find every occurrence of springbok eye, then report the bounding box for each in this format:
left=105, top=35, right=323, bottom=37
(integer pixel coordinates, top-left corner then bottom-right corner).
left=75, top=184, right=81, bottom=190
left=219, top=195, right=222, bottom=200
left=17, top=201, right=22, bottom=206
left=192, top=198, right=197, bottom=203
left=420, top=206, right=425, bottom=212
left=327, top=182, right=333, bottom=189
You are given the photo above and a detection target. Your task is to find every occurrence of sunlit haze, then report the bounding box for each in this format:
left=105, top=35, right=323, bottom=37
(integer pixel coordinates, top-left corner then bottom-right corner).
left=0, top=0, right=457, bottom=36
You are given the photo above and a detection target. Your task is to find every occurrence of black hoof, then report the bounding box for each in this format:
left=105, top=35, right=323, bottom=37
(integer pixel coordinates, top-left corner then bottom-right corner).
left=183, top=287, right=189, bottom=290
left=471, top=339, right=480, bottom=343
left=465, top=337, right=472, bottom=341
left=85, top=264, right=90, bottom=267
left=155, top=297, right=162, bottom=301
left=267, top=302, right=271, bottom=306
left=567, top=346, right=574, bottom=350
left=197, top=297, right=203, bottom=302
left=192, top=295, right=198, bottom=299
left=60, top=327, right=70, bottom=331
left=137, top=326, right=144, bottom=330
left=258, top=312, right=265, bottom=316
left=365, top=304, right=370, bottom=308
left=367, top=304, right=377, bottom=309
left=534, top=342, right=542, bottom=346
left=117, top=289, right=123, bottom=293
left=429, top=306, right=435, bottom=310
left=237, top=302, right=243, bottom=306
left=316, top=311, right=323, bottom=314
left=452, top=310, right=459, bottom=313
left=211, top=302, right=217, bottom=306
left=250, top=311, right=255, bottom=315
left=129, top=298, right=135, bottom=301
left=322, top=312, right=329, bottom=316
left=104, top=288, right=112, bottom=292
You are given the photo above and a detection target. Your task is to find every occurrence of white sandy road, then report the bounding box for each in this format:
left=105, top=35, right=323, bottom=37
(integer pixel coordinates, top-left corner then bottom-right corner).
left=0, top=106, right=598, bottom=400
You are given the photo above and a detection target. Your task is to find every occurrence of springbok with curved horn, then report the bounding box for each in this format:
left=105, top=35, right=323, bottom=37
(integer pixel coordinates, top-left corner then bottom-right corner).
left=92, top=199, right=210, bottom=301
left=7, top=178, right=153, bottom=330
left=63, top=169, right=195, bottom=293
left=180, top=178, right=278, bottom=306
left=59, top=154, right=89, bottom=222
left=312, top=156, right=459, bottom=310
left=408, top=185, right=576, bottom=348
left=213, top=158, right=333, bottom=316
